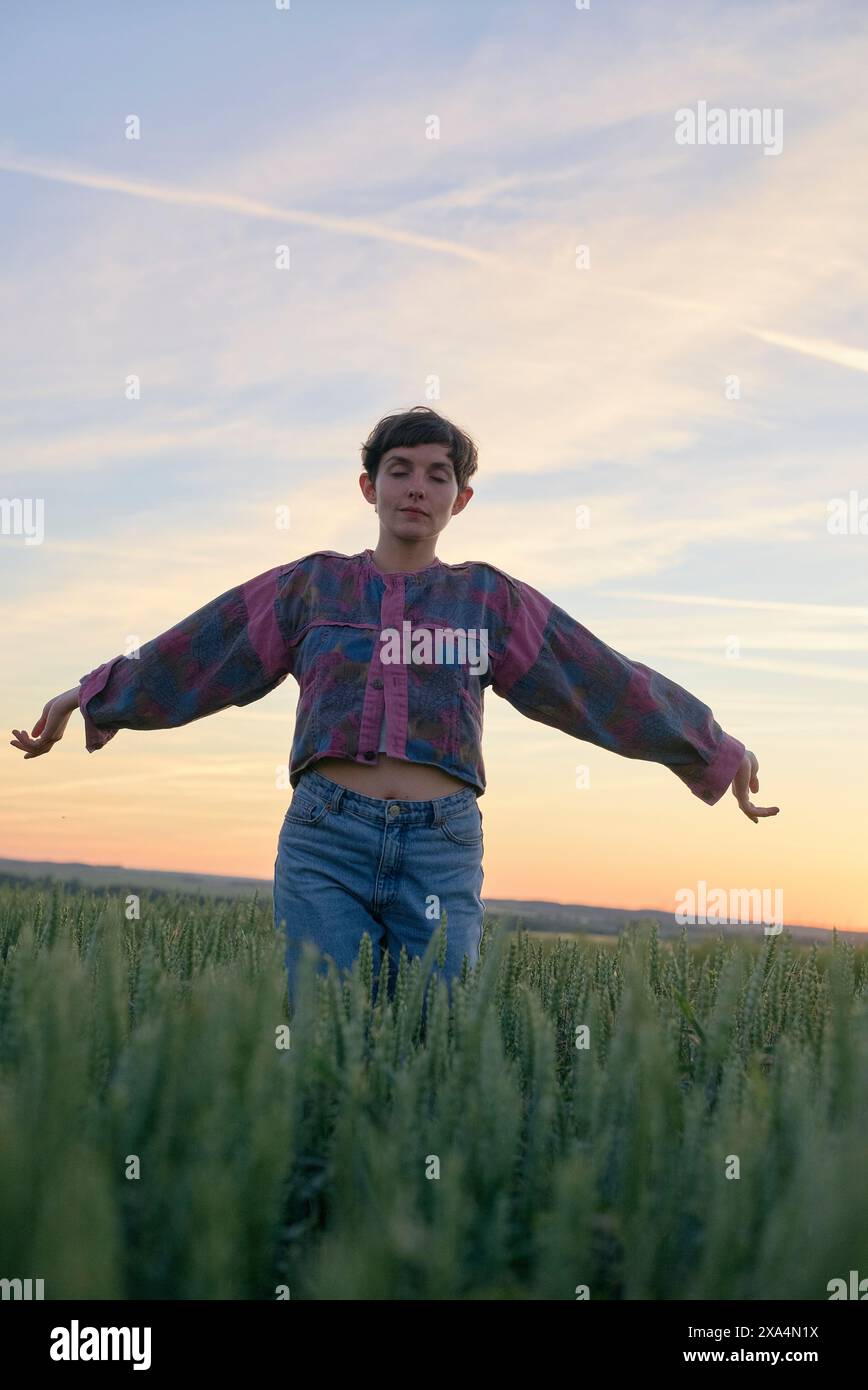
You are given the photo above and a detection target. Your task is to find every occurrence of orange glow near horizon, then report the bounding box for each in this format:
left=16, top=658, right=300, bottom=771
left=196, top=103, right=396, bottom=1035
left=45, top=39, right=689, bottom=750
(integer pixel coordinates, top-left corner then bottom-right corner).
left=5, top=697, right=866, bottom=934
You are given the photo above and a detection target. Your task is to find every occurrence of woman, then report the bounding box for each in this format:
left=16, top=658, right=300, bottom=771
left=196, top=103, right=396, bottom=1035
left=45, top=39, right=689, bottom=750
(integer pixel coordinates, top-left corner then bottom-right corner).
left=10, top=406, right=779, bottom=1009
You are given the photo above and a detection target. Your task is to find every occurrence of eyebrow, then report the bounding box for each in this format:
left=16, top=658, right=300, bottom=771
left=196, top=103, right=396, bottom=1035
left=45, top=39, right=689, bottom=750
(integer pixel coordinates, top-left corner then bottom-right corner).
left=384, top=453, right=454, bottom=470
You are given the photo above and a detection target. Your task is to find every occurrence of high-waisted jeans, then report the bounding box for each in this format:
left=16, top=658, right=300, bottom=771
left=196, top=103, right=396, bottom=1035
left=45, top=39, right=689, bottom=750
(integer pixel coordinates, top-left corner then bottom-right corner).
left=273, top=767, right=485, bottom=1009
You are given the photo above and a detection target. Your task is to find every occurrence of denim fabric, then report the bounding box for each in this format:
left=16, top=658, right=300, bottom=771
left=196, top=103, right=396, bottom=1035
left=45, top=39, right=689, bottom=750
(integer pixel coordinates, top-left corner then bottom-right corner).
left=273, top=768, right=485, bottom=1008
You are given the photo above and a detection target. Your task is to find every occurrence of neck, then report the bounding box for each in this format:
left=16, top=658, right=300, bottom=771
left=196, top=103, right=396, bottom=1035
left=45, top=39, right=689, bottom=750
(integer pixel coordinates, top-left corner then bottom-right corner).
left=370, top=535, right=438, bottom=575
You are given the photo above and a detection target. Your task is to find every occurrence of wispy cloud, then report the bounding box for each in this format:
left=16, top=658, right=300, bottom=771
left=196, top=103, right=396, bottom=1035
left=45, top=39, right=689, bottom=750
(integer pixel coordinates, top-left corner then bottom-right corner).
left=0, top=154, right=502, bottom=266
left=743, top=327, right=868, bottom=374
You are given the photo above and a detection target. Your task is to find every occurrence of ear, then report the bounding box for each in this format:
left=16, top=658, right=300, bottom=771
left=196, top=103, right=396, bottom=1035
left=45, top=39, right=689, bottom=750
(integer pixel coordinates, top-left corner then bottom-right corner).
left=452, top=486, right=473, bottom=515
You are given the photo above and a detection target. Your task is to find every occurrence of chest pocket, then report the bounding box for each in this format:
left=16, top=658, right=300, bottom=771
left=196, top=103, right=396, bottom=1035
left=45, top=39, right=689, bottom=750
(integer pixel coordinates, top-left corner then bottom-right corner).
left=300, top=623, right=375, bottom=749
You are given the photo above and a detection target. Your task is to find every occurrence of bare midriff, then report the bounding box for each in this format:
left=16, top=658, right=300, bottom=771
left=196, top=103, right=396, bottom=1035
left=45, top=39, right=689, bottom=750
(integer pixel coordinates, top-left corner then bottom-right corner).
left=311, top=753, right=474, bottom=801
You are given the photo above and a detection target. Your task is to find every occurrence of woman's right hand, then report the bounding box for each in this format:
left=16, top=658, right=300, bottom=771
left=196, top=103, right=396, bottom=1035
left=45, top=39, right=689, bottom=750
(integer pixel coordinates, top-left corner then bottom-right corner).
left=10, top=686, right=82, bottom=758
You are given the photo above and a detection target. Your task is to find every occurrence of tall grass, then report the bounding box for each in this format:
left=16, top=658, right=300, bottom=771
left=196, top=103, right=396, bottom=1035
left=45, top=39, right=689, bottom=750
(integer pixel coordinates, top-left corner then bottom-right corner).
left=0, top=881, right=866, bottom=1299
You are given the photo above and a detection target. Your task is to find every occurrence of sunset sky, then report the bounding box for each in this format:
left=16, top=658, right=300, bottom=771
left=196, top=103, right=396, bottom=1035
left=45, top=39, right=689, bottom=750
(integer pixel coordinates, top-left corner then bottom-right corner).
left=2, top=1, right=867, bottom=931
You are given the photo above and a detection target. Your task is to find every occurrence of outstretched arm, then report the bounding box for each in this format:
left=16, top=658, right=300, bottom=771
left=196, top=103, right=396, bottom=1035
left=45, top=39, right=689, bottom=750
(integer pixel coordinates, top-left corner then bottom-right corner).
left=490, top=573, right=779, bottom=824
left=10, top=558, right=307, bottom=759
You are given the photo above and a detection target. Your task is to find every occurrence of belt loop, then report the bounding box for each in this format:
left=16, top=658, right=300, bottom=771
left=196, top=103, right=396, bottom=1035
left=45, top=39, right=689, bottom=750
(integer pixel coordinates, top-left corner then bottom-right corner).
left=433, top=798, right=444, bottom=827
left=330, top=784, right=346, bottom=813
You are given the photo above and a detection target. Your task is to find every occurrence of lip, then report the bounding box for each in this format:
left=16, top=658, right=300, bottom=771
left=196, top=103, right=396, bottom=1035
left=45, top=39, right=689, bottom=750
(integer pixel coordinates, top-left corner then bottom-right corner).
left=400, top=508, right=428, bottom=517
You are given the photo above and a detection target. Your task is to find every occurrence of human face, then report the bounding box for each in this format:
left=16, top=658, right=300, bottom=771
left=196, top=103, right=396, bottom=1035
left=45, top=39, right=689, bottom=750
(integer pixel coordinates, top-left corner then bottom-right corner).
left=362, top=442, right=473, bottom=544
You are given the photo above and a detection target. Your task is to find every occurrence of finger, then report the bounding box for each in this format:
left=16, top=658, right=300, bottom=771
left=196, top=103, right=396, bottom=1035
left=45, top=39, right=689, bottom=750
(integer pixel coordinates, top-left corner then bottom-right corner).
left=33, top=703, right=52, bottom=735
left=737, top=799, right=779, bottom=821
left=11, top=730, right=49, bottom=753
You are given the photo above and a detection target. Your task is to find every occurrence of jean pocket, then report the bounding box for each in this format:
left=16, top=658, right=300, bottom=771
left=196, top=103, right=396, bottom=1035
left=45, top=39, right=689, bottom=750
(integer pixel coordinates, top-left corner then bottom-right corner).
left=283, top=787, right=331, bottom=826
left=438, top=800, right=483, bottom=847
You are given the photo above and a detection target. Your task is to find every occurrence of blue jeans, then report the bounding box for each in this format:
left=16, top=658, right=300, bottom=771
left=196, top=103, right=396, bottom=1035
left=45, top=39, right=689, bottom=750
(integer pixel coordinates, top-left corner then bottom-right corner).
left=273, top=767, right=485, bottom=1009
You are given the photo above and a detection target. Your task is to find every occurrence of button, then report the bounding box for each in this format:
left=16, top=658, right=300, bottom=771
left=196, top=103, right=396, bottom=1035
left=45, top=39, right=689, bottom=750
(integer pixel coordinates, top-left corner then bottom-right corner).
left=388, top=804, right=401, bottom=817
left=363, top=751, right=376, bottom=760
left=372, top=678, right=383, bottom=689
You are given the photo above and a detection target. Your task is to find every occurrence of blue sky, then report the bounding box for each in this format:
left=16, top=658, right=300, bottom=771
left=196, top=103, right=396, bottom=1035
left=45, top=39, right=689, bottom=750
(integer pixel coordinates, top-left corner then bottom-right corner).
left=2, top=0, right=867, bottom=925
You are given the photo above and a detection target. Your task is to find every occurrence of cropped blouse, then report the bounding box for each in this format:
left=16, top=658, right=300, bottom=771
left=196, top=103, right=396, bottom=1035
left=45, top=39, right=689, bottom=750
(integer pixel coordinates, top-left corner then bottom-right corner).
left=77, top=546, right=746, bottom=803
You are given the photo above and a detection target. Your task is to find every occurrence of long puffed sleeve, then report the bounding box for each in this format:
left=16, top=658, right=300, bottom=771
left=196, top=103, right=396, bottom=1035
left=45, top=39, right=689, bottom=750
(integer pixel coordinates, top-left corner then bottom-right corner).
left=490, top=573, right=745, bottom=805
left=78, top=558, right=309, bottom=752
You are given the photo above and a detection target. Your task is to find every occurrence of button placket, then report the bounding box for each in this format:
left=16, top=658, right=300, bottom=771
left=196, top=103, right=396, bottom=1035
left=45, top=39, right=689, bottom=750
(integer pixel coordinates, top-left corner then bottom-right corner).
left=359, top=613, right=388, bottom=761
left=360, top=573, right=408, bottom=763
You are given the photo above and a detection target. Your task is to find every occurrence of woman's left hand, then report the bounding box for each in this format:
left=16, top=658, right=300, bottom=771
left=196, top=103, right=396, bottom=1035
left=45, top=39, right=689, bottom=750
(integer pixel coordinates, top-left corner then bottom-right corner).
left=731, top=749, right=780, bottom=824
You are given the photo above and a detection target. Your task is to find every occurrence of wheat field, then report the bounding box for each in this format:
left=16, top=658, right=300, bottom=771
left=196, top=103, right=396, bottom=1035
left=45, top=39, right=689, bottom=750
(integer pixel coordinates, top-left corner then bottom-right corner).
left=1, top=882, right=866, bottom=1300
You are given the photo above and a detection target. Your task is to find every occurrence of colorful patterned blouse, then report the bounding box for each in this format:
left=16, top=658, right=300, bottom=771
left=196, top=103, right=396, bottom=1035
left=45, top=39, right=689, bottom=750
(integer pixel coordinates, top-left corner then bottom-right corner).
left=78, top=547, right=746, bottom=802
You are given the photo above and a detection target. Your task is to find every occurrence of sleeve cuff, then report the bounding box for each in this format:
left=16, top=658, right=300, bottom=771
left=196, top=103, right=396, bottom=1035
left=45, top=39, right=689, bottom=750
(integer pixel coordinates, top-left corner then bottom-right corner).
left=78, top=658, right=123, bottom=752
left=681, top=732, right=746, bottom=806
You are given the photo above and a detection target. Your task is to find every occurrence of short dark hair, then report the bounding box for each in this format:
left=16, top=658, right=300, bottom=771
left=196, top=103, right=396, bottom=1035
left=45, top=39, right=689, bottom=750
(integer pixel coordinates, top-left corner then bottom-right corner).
left=360, top=405, right=478, bottom=493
